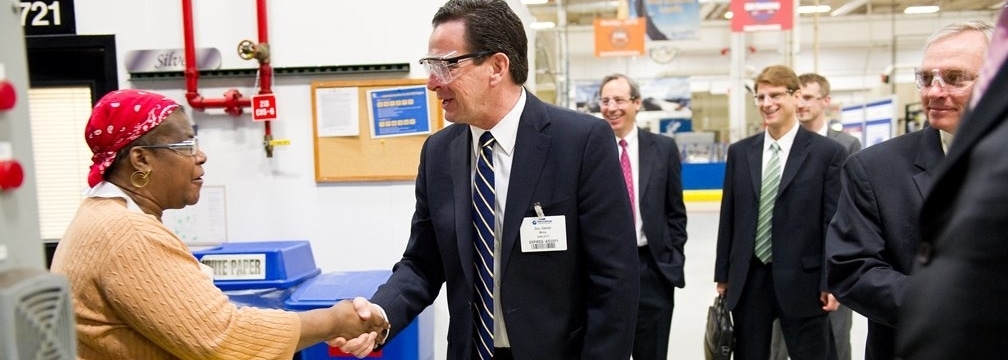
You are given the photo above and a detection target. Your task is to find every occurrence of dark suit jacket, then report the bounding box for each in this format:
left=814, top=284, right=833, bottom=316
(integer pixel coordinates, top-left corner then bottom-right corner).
left=825, top=126, right=943, bottom=359
left=897, top=56, right=1008, bottom=360
left=827, top=128, right=862, bottom=156
left=638, top=129, right=688, bottom=288
left=715, top=127, right=845, bottom=318
left=371, top=94, right=639, bottom=360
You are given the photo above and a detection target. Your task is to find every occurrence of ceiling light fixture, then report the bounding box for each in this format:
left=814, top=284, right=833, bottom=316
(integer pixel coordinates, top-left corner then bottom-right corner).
left=522, top=0, right=549, bottom=4
left=798, top=5, right=831, bottom=14
left=904, top=5, right=940, bottom=14
left=724, top=11, right=733, bottom=19
left=830, top=0, right=868, bottom=16
left=531, top=21, right=556, bottom=29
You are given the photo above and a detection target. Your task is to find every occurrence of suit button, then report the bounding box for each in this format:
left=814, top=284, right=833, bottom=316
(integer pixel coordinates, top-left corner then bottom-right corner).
left=916, top=243, right=933, bottom=265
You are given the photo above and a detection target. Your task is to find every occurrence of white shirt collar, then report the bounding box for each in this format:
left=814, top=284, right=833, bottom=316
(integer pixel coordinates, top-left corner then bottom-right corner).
left=469, top=88, right=525, bottom=156
left=87, top=181, right=144, bottom=213
left=939, top=129, right=954, bottom=155
left=764, top=120, right=800, bottom=153
left=617, top=126, right=639, bottom=144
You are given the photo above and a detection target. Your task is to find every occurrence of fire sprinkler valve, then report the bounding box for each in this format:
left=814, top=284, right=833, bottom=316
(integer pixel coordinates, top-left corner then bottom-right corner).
left=0, top=142, right=25, bottom=191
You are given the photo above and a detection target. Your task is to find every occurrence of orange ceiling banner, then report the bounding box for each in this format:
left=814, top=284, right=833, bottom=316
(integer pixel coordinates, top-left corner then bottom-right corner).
left=594, top=17, right=645, bottom=57
left=730, top=0, right=793, bottom=32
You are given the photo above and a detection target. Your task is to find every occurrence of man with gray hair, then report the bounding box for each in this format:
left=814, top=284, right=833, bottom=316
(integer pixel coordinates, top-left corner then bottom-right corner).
left=825, top=19, right=993, bottom=360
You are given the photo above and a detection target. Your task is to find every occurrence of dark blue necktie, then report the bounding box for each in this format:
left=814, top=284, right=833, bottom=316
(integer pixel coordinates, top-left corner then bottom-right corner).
left=473, top=131, right=496, bottom=360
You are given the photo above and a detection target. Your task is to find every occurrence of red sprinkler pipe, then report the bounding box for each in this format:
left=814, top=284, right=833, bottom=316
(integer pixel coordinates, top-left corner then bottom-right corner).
left=182, top=0, right=253, bottom=116
left=255, top=0, right=273, bottom=145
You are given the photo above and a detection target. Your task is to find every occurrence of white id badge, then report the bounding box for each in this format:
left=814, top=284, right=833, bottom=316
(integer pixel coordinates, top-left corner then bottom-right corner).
left=520, top=203, right=568, bottom=252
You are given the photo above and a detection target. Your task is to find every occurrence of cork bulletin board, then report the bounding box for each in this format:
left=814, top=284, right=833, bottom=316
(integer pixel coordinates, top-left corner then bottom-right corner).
left=311, top=78, right=443, bottom=182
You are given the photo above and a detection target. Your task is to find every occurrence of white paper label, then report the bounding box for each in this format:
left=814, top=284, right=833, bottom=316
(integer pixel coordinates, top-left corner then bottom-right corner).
left=199, top=253, right=268, bottom=280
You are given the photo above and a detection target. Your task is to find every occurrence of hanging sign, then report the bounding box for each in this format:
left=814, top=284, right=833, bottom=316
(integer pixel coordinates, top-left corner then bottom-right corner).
left=730, top=0, right=793, bottom=32
left=593, top=17, right=646, bottom=57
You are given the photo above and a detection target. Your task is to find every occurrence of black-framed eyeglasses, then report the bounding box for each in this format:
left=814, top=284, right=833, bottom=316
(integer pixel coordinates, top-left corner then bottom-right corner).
left=419, top=51, right=492, bottom=84
left=753, top=90, right=795, bottom=106
left=138, top=137, right=199, bottom=157
left=914, top=68, right=977, bottom=95
left=598, top=96, right=638, bottom=108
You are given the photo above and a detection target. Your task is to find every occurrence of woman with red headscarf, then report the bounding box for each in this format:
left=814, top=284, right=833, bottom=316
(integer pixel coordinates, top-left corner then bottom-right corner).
left=50, top=89, right=385, bottom=359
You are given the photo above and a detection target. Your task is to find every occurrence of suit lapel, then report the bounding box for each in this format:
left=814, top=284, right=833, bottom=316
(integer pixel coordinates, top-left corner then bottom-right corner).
left=638, top=129, right=656, bottom=197
left=451, top=127, right=476, bottom=285
left=912, top=127, right=945, bottom=199
left=746, top=135, right=764, bottom=196
left=778, top=129, right=810, bottom=194
left=501, top=96, right=552, bottom=272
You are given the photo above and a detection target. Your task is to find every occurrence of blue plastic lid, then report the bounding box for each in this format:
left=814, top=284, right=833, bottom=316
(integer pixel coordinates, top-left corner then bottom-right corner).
left=192, top=240, right=321, bottom=290
left=285, top=270, right=392, bottom=310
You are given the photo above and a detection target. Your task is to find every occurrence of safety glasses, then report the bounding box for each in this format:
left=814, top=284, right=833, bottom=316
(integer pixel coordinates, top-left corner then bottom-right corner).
left=418, top=51, right=491, bottom=84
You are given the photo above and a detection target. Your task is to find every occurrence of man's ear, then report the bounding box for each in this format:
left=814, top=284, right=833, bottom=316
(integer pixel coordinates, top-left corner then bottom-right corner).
left=488, top=53, right=510, bottom=85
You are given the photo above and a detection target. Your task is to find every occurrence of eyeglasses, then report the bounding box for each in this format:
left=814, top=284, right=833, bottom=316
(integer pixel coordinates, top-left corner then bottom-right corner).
left=799, top=94, right=824, bottom=104
left=598, top=96, right=638, bottom=108
left=753, top=90, right=795, bottom=106
left=914, top=68, right=977, bottom=95
left=138, top=137, right=199, bottom=156
left=419, top=51, right=491, bottom=84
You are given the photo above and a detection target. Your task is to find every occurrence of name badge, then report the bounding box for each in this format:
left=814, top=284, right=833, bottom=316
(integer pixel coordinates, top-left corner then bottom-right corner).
left=520, top=203, right=567, bottom=252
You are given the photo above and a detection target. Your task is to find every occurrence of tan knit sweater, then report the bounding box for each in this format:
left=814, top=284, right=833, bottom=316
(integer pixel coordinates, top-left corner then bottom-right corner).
left=51, top=197, right=302, bottom=360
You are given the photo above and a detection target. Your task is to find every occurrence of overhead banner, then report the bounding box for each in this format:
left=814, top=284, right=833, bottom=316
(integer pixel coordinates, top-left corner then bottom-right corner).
left=730, top=0, right=793, bottom=32
left=594, top=17, right=646, bottom=57
left=630, top=0, right=701, bottom=41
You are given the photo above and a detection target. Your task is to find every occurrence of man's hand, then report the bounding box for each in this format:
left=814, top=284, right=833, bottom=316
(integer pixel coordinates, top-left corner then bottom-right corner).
left=325, top=297, right=390, bottom=358
left=716, top=282, right=728, bottom=296
left=821, top=292, right=840, bottom=312
left=328, top=297, right=390, bottom=342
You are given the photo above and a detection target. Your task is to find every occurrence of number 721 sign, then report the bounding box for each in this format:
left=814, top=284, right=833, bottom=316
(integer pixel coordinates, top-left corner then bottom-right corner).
left=19, top=0, right=76, bottom=36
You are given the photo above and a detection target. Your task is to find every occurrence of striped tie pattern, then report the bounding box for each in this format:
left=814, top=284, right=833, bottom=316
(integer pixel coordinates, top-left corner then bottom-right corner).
left=473, top=131, right=496, bottom=360
left=754, top=142, right=781, bottom=264
left=619, top=139, right=635, bottom=223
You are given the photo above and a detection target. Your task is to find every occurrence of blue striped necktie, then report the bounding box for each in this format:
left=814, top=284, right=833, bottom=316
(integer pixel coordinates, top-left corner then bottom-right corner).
left=473, top=131, right=496, bottom=360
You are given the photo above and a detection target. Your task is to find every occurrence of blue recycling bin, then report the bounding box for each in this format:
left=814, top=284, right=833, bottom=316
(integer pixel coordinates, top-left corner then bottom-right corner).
left=192, top=240, right=321, bottom=309
left=285, top=270, right=432, bottom=360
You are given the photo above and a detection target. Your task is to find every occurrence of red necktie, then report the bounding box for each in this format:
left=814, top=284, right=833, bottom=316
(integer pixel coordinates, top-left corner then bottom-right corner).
left=619, top=139, right=635, bottom=223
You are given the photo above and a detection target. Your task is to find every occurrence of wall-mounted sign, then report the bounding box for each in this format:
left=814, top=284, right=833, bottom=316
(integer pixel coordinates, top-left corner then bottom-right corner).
left=124, top=48, right=223, bottom=73
left=252, top=94, right=277, bottom=122
left=19, top=0, right=76, bottom=36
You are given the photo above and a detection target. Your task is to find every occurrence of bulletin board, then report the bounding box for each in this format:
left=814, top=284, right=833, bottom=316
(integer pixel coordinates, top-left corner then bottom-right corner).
left=311, top=78, right=443, bottom=182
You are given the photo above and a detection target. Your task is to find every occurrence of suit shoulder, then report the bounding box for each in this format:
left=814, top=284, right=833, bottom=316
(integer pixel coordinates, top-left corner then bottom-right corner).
left=851, top=129, right=928, bottom=160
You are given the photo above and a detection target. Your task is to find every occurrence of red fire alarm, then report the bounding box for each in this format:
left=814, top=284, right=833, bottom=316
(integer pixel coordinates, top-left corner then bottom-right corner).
left=0, top=160, right=24, bottom=191
left=251, top=93, right=277, bottom=122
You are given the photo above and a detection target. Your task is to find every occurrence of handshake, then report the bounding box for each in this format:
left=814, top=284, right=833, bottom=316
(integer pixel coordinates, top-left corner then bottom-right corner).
left=325, top=297, right=391, bottom=358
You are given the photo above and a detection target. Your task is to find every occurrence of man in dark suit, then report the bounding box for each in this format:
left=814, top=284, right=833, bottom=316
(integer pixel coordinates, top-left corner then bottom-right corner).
left=365, top=1, right=639, bottom=359
left=826, top=20, right=992, bottom=360
left=797, top=73, right=861, bottom=156
left=598, top=73, right=688, bottom=360
left=715, top=65, right=845, bottom=360
left=771, top=72, right=862, bottom=360
left=896, top=13, right=1006, bottom=360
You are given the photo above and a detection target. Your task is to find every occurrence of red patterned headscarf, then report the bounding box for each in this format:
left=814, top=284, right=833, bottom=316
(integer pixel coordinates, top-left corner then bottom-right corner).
left=85, top=89, right=180, bottom=187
